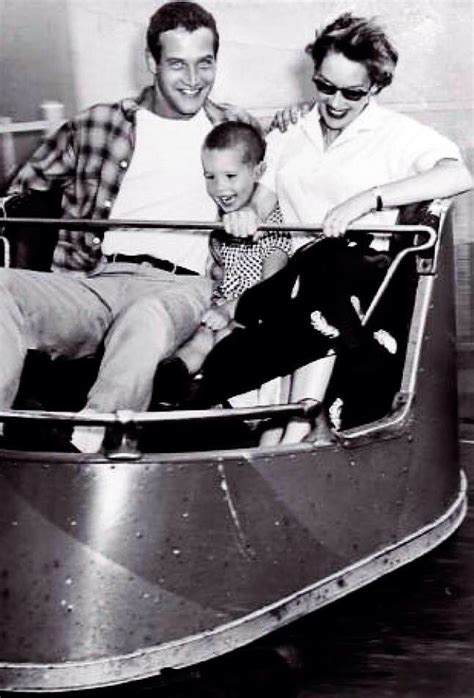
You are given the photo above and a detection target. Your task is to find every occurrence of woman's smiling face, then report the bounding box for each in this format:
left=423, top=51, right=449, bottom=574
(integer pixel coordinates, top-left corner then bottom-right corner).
left=314, top=50, right=373, bottom=132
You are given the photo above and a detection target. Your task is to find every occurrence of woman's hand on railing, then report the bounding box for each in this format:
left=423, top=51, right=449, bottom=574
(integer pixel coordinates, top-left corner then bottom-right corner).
left=323, top=190, right=375, bottom=237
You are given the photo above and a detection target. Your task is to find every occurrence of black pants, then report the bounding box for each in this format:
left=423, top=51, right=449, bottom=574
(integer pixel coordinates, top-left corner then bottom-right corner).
left=193, top=238, right=414, bottom=427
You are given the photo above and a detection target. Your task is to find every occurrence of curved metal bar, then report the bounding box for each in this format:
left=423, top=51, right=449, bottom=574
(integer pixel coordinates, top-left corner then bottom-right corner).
left=0, top=399, right=321, bottom=428
left=1, top=216, right=437, bottom=239
left=361, top=226, right=437, bottom=326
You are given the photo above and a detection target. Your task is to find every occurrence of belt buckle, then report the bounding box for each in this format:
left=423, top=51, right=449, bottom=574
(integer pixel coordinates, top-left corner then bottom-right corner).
left=168, top=261, right=177, bottom=274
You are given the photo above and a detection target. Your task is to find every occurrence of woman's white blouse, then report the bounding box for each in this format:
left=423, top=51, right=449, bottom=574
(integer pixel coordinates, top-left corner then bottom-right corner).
left=261, top=100, right=462, bottom=248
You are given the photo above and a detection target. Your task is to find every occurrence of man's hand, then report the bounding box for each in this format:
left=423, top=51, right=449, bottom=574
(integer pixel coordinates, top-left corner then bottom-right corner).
left=322, top=190, right=373, bottom=237
left=269, top=101, right=313, bottom=133
left=66, top=233, right=103, bottom=270
left=222, top=207, right=260, bottom=238
left=202, top=306, right=231, bottom=331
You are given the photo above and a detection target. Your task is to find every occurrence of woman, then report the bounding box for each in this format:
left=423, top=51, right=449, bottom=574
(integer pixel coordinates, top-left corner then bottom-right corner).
left=189, top=12, right=472, bottom=439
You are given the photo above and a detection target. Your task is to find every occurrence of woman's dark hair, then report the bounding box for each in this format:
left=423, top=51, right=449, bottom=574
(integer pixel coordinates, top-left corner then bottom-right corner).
left=147, top=1, right=219, bottom=64
left=203, top=122, right=266, bottom=165
left=306, top=12, right=398, bottom=92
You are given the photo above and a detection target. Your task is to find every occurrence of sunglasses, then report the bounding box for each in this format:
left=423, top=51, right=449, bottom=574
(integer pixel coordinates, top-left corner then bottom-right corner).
left=313, top=75, right=370, bottom=102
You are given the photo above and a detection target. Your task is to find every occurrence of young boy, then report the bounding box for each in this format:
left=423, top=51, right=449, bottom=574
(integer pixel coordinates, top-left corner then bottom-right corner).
left=155, top=121, right=291, bottom=403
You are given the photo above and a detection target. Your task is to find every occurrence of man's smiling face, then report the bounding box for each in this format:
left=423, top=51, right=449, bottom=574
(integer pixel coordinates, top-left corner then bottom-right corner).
left=151, top=26, right=217, bottom=119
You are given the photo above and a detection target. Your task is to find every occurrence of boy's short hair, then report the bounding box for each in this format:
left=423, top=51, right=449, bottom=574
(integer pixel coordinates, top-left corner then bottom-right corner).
left=203, top=121, right=266, bottom=165
left=147, top=1, right=219, bottom=64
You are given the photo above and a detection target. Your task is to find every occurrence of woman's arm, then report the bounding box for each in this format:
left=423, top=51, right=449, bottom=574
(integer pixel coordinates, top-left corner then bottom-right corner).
left=374, top=158, right=472, bottom=206
left=323, top=158, right=473, bottom=238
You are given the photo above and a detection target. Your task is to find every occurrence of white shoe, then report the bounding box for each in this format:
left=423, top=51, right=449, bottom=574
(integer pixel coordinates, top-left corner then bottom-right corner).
left=71, top=425, right=105, bottom=453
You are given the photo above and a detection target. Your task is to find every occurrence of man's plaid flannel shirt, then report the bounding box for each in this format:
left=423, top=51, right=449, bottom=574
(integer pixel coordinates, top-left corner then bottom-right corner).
left=9, top=87, right=253, bottom=273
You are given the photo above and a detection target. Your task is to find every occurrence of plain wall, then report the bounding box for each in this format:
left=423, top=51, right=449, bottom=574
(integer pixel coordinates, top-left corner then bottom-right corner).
left=2, top=2, right=471, bottom=131
left=0, top=0, right=77, bottom=119
left=0, top=0, right=78, bottom=184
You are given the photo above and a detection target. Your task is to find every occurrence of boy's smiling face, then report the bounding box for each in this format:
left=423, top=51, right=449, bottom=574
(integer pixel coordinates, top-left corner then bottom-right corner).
left=202, top=145, right=264, bottom=213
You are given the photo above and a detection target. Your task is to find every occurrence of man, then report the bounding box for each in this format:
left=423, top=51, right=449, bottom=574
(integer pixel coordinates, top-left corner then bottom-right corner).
left=1, top=1, right=255, bottom=452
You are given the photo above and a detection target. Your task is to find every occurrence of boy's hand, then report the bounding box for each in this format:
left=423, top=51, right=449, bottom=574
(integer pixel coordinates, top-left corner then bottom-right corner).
left=222, top=207, right=260, bottom=239
left=202, top=307, right=231, bottom=331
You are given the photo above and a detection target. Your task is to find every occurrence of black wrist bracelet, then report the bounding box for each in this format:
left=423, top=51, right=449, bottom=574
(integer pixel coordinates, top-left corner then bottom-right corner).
left=374, top=188, right=384, bottom=211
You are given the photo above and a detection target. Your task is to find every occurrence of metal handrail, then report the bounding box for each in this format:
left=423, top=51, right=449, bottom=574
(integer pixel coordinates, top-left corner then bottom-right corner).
left=361, top=228, right=436, bottom=326
left=0, top=399, right=320, bottom=428
left=0, top=216, right=437, bottom=239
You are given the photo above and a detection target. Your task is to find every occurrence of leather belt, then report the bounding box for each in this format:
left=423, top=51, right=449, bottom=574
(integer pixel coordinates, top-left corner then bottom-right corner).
left=106, top=253, right=198, bottom=276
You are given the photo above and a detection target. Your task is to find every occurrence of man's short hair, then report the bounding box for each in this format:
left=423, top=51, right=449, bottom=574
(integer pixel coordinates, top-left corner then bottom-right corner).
left=306, top=12, right=398, bottom=92
left=203, top=122, right=266, bottom=165
left=147, top=1, right=219, bottom=64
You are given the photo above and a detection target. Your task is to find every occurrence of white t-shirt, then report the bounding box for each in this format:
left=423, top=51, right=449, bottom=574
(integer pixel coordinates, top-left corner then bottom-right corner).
left=103, top=108, right=215, bottom=274
left=261, top=100, right=462, bottom=249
